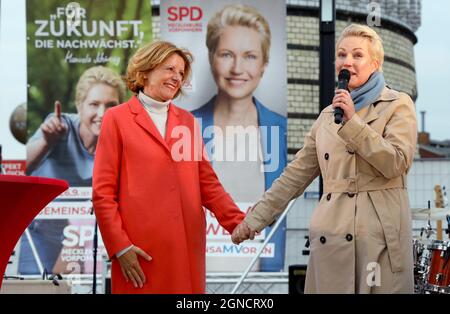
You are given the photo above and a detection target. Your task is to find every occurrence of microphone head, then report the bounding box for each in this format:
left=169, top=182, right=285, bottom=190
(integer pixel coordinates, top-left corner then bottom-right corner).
left=338, top=69, right=351, bottom=81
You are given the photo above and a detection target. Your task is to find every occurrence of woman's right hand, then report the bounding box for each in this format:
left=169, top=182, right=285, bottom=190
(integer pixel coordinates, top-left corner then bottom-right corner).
left=40, top=101, right=68, bottom=145
left=117, top=246, right=152, bottom=288
left=332, top=89, right=355, bottom=122
left=231, top=220, right=257, bottom=245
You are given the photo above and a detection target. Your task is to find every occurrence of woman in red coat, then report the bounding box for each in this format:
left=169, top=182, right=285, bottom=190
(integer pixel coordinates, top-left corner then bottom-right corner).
left=92, top=41, right=245, bottom=293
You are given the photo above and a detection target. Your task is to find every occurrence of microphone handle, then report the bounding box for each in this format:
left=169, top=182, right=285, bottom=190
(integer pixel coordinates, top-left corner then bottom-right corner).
left=334, top=81, right=349, bottom=124
left=334, top=107, right=344, bottom=124
left=337, top=81, right=348, bottom=91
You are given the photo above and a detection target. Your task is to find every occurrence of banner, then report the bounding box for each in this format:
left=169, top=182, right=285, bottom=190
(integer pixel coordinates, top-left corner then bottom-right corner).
left=19, top=0, right=152, bottom=276
left=0, top=1, right=27, bottom=174
left=160, top=0, right=287, bottom=271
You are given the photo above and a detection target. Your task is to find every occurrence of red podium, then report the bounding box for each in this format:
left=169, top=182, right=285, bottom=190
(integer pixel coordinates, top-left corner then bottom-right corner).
left=0, top=175, right=68, bottom=289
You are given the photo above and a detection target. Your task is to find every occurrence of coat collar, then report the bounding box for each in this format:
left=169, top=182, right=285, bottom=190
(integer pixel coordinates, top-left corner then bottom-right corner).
left=374, top=86, right=399, bottom=103
left=323, top=86, right=400, bottom=124
left=196, top=95, right=273, bottom=129
left=359, top=86, right=399, bottom=124
left=128, top=95, right=180, bottom=153
left=322, top=86, right=400, bottom=140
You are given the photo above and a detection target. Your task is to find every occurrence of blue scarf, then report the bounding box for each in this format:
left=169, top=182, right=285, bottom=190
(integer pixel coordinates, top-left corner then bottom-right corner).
left=350, top=71, right=385, bottom=112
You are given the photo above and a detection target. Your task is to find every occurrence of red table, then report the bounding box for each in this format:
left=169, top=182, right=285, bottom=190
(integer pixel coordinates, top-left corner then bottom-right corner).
left=0, top=175, right=68, bottom=289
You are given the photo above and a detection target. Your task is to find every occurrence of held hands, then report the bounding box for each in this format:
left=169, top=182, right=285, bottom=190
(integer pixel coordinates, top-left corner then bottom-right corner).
left=231, top=221, right=257, bottom=245
left=332, top=89, right=355, bottom=122
left=40, top=101, right=68, bottom=145
left=117, top=246, right=152, bottom=288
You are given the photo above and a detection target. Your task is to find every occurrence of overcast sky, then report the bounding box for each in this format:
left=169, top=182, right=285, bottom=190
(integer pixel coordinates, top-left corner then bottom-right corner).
left=414, top=0, right=450, bottom=141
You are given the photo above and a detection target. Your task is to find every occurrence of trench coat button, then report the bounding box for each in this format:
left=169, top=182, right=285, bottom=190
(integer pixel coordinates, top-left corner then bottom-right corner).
left=326, top=193, right=331, bottom=201
left=347, top=192, right=355, bottom=198
left=346, top=234, right=353, bottom=241
left=324, top=153, right=329, bottom=160
left=320, top=236, right=326, bottom=244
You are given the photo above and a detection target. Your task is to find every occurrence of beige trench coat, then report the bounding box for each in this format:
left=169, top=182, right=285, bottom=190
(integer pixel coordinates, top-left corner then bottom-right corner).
left=246, top=87, right=417, bottom=293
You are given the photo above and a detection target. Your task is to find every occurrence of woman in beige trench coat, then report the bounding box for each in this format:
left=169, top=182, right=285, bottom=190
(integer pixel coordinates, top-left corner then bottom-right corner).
left=232, top=24, right=417, bottom=293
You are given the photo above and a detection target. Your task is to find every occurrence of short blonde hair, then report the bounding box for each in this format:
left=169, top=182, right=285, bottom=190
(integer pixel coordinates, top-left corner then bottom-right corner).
left=336, top=24, right=384, bottom=71
left=75, top=66, right=126, bottom=106
left=125, top=41, right=193, bottom=98
left=206, top=4, right=271, bottom=65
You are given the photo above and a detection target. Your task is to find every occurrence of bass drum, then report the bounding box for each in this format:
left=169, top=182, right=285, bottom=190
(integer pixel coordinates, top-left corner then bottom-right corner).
left=425, top=240, right=450, bottom=294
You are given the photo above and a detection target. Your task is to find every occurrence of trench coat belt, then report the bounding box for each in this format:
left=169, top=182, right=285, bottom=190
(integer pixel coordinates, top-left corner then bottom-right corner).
left=323, top=174, right=407, bottom=273
left=322, top=175, right=405, bottom=194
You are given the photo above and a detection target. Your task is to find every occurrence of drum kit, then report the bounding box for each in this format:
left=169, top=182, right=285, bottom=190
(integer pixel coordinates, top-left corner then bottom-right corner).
left=412, top=207, right=450, bottom=294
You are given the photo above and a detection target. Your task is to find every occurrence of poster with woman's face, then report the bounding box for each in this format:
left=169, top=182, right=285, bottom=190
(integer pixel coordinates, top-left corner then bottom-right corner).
left=160, top=0, right=286, bottom=116
left=160, top=0, right=287, bottom=272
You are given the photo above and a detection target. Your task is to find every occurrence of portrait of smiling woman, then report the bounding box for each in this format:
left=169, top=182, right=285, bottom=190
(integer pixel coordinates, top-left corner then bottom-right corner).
left=26, top=66, right=125, bottom=185
left=20, top=66, right=126, bottom=275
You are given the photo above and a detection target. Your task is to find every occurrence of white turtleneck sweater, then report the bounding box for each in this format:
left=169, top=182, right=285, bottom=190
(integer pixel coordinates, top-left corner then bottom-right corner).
left=115, top=91, right=171, bottom=258
left=138, top=91, right=171, bottom=138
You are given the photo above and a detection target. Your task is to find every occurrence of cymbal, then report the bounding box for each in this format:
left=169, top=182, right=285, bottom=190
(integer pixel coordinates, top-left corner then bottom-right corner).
left=411, top=207, right=450, bottom=221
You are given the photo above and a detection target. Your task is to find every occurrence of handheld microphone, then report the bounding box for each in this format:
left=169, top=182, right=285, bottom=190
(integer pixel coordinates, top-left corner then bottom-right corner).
left=334, top=69, right=351, bottom=124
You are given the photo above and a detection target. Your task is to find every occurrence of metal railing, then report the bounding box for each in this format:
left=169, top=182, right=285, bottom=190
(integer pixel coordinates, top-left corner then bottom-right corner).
left=230, top=198, right=299, bottom=294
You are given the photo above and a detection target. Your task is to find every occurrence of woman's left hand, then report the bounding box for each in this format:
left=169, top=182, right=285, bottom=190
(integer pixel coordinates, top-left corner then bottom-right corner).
left=117, top=246, right=152, bottom=288
left=332, top=89, right=355, bottom=122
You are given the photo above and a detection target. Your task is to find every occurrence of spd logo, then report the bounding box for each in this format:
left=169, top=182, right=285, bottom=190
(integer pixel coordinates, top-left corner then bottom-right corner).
left=167, top=6, right=203, bottom=21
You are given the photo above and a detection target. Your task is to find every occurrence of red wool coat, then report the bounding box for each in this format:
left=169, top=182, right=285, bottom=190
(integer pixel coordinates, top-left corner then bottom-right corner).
left=93, top=96, right=245, bottom=293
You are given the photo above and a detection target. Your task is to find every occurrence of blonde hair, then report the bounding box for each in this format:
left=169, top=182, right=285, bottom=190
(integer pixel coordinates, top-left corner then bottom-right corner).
left=206, top=4, right=271, bottom=65
left=75, top=66, right=126, bottom=106
left=336, top=24, right=384, bottom=71
left=125, top=41, right=193, bottom=98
